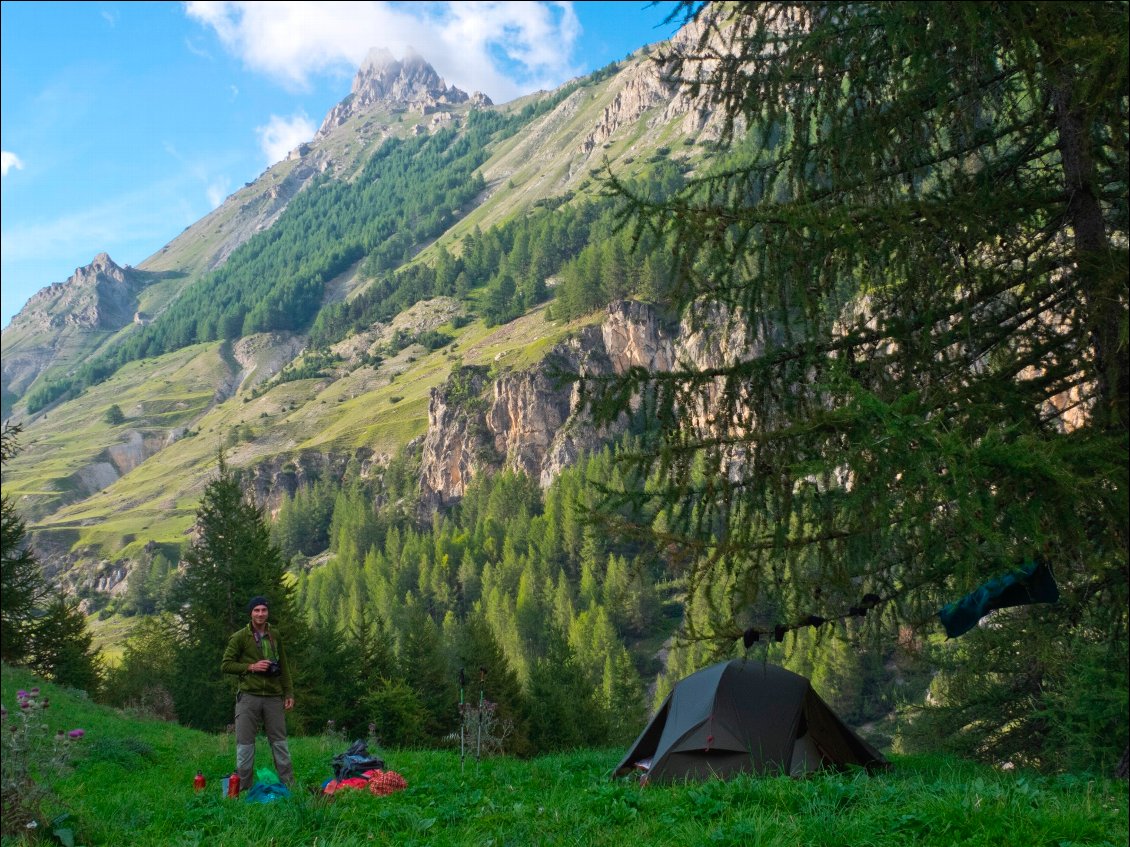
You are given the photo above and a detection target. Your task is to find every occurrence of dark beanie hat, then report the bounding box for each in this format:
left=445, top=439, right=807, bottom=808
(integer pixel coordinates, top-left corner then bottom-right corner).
left=247, top=595, right=270, bottom=612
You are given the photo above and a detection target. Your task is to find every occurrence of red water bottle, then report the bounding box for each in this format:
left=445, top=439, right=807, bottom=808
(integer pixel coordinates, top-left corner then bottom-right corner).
left=227, top=771, right=240, bottom=797
left=194, top=771, right=206, bottom=792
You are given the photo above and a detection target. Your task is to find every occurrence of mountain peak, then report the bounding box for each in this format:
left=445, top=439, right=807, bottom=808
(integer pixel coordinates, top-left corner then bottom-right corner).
left=7, top=252, right=141, bottom=333
left=317, top=48, right=492, bottom=138
left=89, top=252, right=118, bottom=273
left=358, top=46, right=397, bottom=74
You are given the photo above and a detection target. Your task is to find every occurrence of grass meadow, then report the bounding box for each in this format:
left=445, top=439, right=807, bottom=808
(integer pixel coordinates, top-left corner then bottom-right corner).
left=2, top=666, right=1126, bottom=847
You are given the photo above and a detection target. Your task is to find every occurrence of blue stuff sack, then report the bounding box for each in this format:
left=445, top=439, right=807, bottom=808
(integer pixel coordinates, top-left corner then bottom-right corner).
left=245, top=782, right=291, bottom=803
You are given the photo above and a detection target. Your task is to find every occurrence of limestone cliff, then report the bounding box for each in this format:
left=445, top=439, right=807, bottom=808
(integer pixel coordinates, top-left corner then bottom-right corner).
left=578, top=13, right=729, bottom=156
left=241, top=449, right=374, bottom=517
left=419, top=301, right=680, bottom=506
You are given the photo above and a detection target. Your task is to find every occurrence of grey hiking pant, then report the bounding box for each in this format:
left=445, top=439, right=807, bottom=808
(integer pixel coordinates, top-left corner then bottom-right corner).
left=235, top=693, right=294, bottom=789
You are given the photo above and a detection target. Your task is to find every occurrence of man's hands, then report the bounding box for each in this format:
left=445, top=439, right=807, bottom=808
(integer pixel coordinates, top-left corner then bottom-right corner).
left=247, top=661, right=293, bottom=708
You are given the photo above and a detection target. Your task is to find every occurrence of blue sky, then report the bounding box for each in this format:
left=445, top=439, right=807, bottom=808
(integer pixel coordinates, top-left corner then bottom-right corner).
left=0, top=1, right=683, bottom=328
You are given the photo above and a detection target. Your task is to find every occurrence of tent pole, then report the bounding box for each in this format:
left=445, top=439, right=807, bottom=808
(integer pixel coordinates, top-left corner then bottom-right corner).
left=459, top=667, right=466, bottom=774
left=476, top=666, right=486, bottom=762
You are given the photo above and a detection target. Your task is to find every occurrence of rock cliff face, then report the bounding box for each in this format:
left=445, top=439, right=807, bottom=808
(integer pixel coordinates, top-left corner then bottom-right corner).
left=418, top=366, right=491, bottom=508
left=318, top=48, right=491, bottom=138
left=578, top=14, right=729, bottom=156
left=580, top=54, right=676, bottom=155
left=419, top=301, right=682, bottom=506
left=241, top=449, right=374, bottom=517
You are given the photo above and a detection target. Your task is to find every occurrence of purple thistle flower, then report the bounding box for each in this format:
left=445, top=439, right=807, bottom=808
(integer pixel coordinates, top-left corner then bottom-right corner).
left=17, top=690, right=28, bottom=699
left=67, top=729, right=85, bottom=739
left=30, top=687, right=40, bottom=696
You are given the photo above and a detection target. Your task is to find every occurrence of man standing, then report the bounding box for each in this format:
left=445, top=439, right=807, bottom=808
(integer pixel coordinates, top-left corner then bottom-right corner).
left=221, top=595, right=295, bottom=790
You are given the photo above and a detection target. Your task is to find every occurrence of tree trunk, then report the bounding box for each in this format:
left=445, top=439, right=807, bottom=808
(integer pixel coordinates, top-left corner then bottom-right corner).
left=1051, top=78, right=1129, bottom=432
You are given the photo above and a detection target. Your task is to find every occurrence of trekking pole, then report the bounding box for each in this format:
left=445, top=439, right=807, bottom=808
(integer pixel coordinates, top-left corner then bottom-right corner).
left=459, top=667, right=466, bottom=774
left=476, top=666, right=487, bottom=762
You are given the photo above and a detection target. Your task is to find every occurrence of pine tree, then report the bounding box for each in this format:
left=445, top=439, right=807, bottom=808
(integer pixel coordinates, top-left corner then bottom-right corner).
left=514, top=570, right=543, bottom=651
left=3, top=423, right=102, bottom=688
left=602, top=647, right=647, bottom=745
left=101, top=613, right=180, bottom=718
left=1, top=424, right=49, bottom=664
left=589, top=2, right=1128, bottom=741
left=397, top=601, right=457, bottom=743
left=169, top=453, right=302, bottom=730
left=524, top=628, right=608, bottom=751
left=348, top=605, right=398, bottom=689
left=294, top=618, right=349, bottom=734
left=29, top=598, right=102, bottom=694
left=456, top=612, right=531, bottom=755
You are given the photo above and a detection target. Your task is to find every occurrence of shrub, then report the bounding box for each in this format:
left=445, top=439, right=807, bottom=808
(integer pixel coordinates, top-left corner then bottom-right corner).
left=363, top=680, right=425, bottom=747
left=454, top=700, right=513, bottom=757
left=123, top=685, right=179, bottom=723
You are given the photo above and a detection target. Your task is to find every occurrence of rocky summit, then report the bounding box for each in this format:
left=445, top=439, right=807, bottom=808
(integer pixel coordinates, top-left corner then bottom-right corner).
left=1, top=253, right=147, bottom=412
left=317, top=47, right=491, bottom=138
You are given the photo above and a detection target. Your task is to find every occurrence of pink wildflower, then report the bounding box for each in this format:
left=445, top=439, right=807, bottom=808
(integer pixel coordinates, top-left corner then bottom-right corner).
left=67, top=729, right=85, bottom=739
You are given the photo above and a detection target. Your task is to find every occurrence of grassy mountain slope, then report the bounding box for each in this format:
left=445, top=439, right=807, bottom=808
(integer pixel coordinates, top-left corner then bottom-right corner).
left=9, top=301, right=599, bottom=586
left=3, top=42, right=690, bottom=585
left=3, top=665, right=1126, bottom=847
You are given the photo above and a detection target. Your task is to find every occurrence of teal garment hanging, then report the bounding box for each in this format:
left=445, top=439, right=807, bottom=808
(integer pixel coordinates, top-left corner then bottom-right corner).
left=939, top=560, right=1059, bottom=638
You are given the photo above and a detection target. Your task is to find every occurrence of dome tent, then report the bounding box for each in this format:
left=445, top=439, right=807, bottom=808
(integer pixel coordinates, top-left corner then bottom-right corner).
left=614, top=659, right=888, bottom=783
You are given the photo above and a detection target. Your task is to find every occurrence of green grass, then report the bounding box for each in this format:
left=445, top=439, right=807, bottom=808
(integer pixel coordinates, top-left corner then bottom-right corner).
left=3, top=666, right=1126, bottom=847
left=85, top=616, right=137, bottom=666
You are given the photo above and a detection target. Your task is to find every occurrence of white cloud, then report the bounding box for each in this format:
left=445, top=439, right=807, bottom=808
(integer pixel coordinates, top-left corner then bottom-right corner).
left=184, top=36, right=213, bottom=60
left=257, top=113, right=317, bottom=166
left=184, top=1, right=582, bottom=103
left=1, top=151, right=25, bottom=177
left=207, top=178, right=233, bottom=209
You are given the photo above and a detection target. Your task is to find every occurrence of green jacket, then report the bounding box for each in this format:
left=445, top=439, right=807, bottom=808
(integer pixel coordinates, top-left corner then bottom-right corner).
left=221, top=623, right=293, bottom=699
